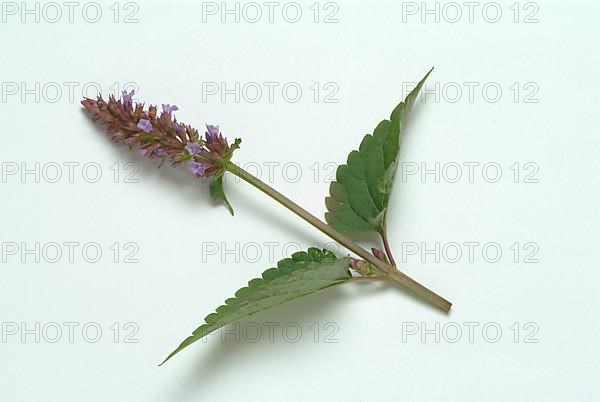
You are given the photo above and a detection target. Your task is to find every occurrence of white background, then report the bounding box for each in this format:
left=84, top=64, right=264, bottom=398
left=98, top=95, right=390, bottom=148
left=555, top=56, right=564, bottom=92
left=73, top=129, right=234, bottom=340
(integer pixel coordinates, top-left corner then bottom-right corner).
left=1, top=0, right=599, bottom=401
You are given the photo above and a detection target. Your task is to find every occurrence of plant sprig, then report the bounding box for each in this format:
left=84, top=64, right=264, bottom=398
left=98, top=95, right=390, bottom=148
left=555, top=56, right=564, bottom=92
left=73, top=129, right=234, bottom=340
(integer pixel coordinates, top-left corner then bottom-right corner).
left=80, top=67, right=451, bottom=366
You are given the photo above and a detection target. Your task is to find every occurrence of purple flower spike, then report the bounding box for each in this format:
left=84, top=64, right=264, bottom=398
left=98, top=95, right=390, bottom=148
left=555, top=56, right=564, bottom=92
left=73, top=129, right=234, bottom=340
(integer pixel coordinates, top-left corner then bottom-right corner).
left=122, top=90, right=134, bottom=108
left=82, top=93, right=238, bottom=178
left=185, top=142, right=203, bottom=155
left=186, top=160, right=206, bottom=177
left=162, top=104, right=179, bottom=115
left=137, top=119, right=153, bottom=133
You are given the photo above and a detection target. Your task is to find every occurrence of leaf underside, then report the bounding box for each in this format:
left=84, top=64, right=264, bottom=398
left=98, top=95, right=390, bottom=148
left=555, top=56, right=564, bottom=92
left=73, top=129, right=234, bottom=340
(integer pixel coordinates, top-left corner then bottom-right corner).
left=161, top=248, right=351, bottom=365
left=325, top=68, right=432, bottom=235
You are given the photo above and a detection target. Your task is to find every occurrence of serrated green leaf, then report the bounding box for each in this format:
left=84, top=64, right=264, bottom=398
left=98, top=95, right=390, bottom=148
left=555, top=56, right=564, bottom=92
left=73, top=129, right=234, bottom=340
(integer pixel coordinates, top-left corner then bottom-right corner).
left=209, top=173, right=234, bottom=215
left=160, top=248, right=351, bottom=365
left=325, top=68, right=432, bottom=234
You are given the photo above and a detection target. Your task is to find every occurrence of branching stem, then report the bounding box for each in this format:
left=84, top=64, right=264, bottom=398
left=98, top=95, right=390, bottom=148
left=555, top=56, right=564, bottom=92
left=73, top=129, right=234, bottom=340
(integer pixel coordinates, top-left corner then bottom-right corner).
left=225, top=162, right=451, bottom=312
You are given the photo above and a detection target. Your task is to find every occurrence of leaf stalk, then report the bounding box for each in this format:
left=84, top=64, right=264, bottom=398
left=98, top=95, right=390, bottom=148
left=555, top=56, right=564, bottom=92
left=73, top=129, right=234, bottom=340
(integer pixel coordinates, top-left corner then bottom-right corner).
left=380, top=227, right=397, bottom=267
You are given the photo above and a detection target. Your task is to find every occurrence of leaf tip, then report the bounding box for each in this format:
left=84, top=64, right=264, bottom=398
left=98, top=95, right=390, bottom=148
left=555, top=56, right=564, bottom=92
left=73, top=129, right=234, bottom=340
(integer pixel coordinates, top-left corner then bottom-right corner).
left=224, top=200, right=235, bottom=216
left=158, top=354, right=172, bottom=367
left=423, top=66, right=434, bottom=81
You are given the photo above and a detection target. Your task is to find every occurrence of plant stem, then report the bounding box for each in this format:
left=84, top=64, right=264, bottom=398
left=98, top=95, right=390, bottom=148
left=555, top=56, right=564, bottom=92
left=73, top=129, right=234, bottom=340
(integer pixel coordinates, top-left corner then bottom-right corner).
left=225, top=162, right=452, bottom=312
left=380, top=228, right=397, bottom=267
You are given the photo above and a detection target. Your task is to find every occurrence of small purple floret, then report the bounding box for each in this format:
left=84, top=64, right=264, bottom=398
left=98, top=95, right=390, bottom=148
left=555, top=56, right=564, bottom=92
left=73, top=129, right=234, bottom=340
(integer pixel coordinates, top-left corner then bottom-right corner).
left=205, top=124, right=220, bottom=142
left=137, top=119, right=153, bottom=133
left=186, top=160, right=206, bottom=177
left=185, top=142, right=203, bottom=155
left=206, top=124, right=219, bottom=136
left=162, top=104, right=179, bottom=115
left=122, top=90, right=134, bottom=107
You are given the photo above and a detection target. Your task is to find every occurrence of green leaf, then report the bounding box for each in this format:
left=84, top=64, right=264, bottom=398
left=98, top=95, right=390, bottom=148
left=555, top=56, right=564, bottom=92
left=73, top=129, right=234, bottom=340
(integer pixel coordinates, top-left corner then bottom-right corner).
left=325, top=68, right=432, bottom=234
left=160, top=248, right=351, bottom=365
left=209, top=173, right=234, bottom=215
